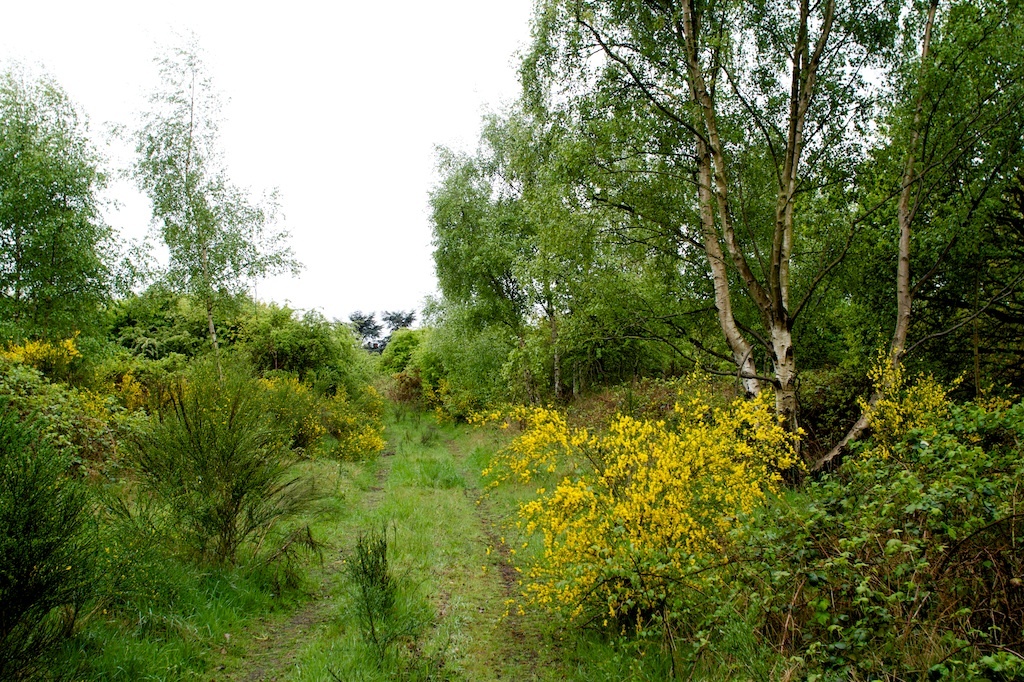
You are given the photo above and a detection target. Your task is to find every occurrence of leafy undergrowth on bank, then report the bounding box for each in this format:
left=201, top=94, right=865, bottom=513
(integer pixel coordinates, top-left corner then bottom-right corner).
left=479, top=369, right=1024, bottom=680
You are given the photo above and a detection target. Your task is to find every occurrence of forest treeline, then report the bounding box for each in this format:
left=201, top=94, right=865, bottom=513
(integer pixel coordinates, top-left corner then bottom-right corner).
left=391, top=0, right=1024, bottom=467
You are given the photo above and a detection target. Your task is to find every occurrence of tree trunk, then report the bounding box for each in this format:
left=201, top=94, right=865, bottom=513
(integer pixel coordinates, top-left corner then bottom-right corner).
left=205, top=294, right=223, bottom=380
left=770, top=319, right=800, bottom=461
left=550, top=306, right=562, bottom=401
left=812, top=0, right=938, bottom=473
left=518, top=332, right=537, bottom=404
left=973, top=269, right=982, bottom=395
left=12, top=228, right=22, bottom=323
left=696, top=137, right=761, bottom=397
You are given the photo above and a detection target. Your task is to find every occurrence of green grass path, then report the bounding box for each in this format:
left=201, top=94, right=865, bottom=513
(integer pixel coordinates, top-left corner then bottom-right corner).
left=216, top=406, right=564, bottom=681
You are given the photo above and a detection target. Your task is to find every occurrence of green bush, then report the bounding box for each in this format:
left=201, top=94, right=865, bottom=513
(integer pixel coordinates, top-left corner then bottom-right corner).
left=0, top=404, right=95, bottom=680
left=349, top=524, right=398, bottom=657
left=407, top=322, right=511, bottom=420
left=378, top=327, right=423, bottom=375
left=128, top=358, right=315, bottom=565
left=106, top=286, right=211, bottom=360
left=745, top=393, right=1024, bottom=677
left=798, top=366, right=872, bottom=457
left=242, top=304, right=342, bottom=380
left=0, top=356, right=118, bottom=471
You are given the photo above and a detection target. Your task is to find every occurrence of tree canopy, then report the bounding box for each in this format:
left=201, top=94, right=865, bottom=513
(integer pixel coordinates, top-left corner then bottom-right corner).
left=0, top=65, right=111, bottom=340
left=131, top=38, right=299, bottom=358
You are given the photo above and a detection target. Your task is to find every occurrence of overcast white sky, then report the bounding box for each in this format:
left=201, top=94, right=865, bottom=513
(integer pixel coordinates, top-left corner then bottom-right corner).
left=2, top=1, right=535, bottom=323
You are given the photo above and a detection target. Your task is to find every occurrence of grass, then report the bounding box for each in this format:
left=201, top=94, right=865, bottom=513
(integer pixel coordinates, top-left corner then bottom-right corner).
left=285, top=403, right=559, bottom=681
left=53, top=560, right=283, bottom=680
left=49, top=400, right=782, bottom=680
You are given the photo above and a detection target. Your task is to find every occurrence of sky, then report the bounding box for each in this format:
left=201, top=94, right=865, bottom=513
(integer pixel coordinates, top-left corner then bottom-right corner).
left=1, top=1, right=536, bottom=323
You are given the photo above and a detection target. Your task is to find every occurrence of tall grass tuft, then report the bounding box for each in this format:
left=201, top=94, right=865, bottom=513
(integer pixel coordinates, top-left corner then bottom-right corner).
left=348, top=524, right=399, bottom=659
left=344, top=523, right=434, bottom=673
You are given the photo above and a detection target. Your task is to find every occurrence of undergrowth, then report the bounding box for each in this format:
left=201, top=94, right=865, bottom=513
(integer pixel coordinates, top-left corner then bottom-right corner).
left=479, top=367, right=1024, bottom=679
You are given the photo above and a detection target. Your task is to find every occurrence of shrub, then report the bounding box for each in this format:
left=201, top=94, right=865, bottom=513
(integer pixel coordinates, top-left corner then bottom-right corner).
left=91, top=350, right=189, bottom=414
left=0, top=403, right=95, bottom=680
left=242, top=305, right=344, bottom=382
left=385, top=369, right=424, bottom=404
left=0, top=334, right=84, bottom=383
left=320, top=387, right=386, bottom=459
left=259, top=374, right=385, bottom=459
left=798, top=366, right=871, bottom=457
left=259, top=374, right=325, bottom=450
left=480, top=379, right=798, bottom=639
left=410, top=320, right=512, bottom=420
left=128, top=359, right=314, bottom=565
left=349, top=524, right=398, bottom=658
left=0, top=356, right=118, bottom=470
left=747, top=368, right=1024, bottom=677
left=106, top=286, right=219, bottom=360
left=378, top=327, right=423, bottom=375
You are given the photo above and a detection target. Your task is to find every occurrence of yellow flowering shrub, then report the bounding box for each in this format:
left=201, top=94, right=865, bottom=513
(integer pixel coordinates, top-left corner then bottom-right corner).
left=0, top=354, right=118, bottom=469
left=356, top=383, right=386, bottom=420
left=424, top=377, right=476, bottom=423
left=115, top=371, right=147, bottom=412
left=260, top=375, right=326, bottom=449
left=1, top=334, right=83, bottom=381
left=860, top=354, right=951, bottom=458
left=481, top=380, right=798, bottom=631
left=321, top=390, right=386, bottom=459
left=259, top=375, right=385, bottom=459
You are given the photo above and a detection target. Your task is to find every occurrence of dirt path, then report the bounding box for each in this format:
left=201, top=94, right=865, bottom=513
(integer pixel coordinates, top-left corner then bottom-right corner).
left=235, top=589, right=331, bottom=682
left=443, top=431, right=550, bottom=681
left=474, top=494, right=541, bottom=676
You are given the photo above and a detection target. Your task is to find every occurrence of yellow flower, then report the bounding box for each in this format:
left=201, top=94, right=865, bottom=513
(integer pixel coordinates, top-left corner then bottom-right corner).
left=479, top=380, right=796, bottom=631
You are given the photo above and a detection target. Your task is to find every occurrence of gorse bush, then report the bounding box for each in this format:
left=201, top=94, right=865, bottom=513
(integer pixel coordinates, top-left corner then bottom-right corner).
left=1, top=334, right=84, bottom=383
left=480, top=379, right=798, bottom=637
left=0, top=356, right=118, bottom=471
left=478, top=366, right=1024, bottom=677
left=0, top=403, right=95, bottom=680
left=260, top=374, right=386, bottom=459
left=259, top=374, right=325, bottom=450
left=91, top=350, right=189, bottom=415
left=129, top=359, right=315, bottom=565
left=322, top=385, right=386, bottom=459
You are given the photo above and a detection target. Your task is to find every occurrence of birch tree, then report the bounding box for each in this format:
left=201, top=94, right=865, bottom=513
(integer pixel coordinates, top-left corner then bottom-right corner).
left=131, top=39, right=298, bottom=369
left=524, top=0, right=907, bottom=447
left=0, top=65, right=111, bottom=339
left=815, top=0, right=1024, bottom=469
